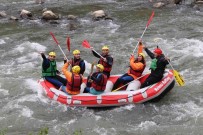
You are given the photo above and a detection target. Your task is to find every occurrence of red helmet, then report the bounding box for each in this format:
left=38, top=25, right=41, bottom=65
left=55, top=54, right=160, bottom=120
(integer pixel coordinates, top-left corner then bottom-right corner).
left=153, top=48, right=162, bottom=55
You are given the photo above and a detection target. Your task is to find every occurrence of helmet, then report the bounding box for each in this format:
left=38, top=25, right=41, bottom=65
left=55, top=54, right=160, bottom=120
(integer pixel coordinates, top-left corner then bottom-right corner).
left=49, top=52, right=56, bottom=57
left=153, top=48, right=162, bottom=55
left=138, top=53, right=145, bottom=58
left=96, top=64, right=104, bottom=72
left=73, top=50, right=80, bottom=55
left=102, top=46, right=109, bottom=50
left=72, top=66, right=80, bottom=74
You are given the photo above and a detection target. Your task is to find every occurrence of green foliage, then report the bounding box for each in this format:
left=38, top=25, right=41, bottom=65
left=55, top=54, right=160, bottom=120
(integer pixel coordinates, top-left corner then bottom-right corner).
left=0, top=129, right=7, bottom=135
left=28, top=127, right=49, bottom=135
left=73, top=129, right=82, bottom=135
left=38, top=127, right=49, bottom=135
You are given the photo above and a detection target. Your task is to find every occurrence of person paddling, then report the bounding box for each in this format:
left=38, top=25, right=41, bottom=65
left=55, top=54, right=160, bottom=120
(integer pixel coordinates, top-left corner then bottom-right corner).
left=61, top=61, right=83, bottom=95
left=140, top=46, right=169, bottom=88
left=112, top=42, right=146, bottom=91
left=41, top=51, right=67, bottom=89
left=90, top=46, right=113, bottom=78
left=84, top=64, right=108, bottom=95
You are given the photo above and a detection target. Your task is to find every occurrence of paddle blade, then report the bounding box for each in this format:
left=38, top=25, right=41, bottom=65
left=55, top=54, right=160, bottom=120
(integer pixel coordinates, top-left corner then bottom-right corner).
left=82, top=40, right=91, bottom=48
left=146, top=11, right=155, bottom=28
left=67, top=36, right=70, bottom=52
left=173, top=70, right=185, bottom=86
left=50, top=32, right=59, bottom=45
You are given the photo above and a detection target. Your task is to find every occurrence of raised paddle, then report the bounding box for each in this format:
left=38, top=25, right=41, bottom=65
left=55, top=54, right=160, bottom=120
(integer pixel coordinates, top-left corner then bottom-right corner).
left=50, top=32, right=68, bottom=60
left=82, top=40, right=105, bottom=59
left=132, top=11, right=155, bottom=54
left=67, top=36, right=70, bottom=52
left=153, top=38, right=185, bottom=86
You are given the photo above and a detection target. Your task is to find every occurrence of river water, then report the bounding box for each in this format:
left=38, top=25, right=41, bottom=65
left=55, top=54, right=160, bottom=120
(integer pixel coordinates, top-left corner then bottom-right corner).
left=0, top=0, right=203, bottom=135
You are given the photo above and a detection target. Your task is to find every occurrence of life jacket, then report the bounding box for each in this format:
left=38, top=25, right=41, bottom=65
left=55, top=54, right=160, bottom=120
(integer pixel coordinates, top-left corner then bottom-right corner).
left=42, top=60, right=57, bottom=77
left=66, top=74, right=82, bottom=95
left=71, top=58, right=83, bottom=67
left=150, top=58, right=157, bottom=71
left=92, top=72, right=108, bottom=91
left=98, top=55, right=113, bottom=72
left=129, top=61, right=146, bottom=77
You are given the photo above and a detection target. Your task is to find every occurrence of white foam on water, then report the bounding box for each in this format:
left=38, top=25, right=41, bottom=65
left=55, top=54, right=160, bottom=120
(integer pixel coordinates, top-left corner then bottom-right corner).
left=20, top=107, right=34, bottom=117
left=138, top=121, right=157, bottom=130
left=153, top=37, right=203, bottom=58
left=0, top=89, right=9, bottom=96
left=0, top=83, right=9, bottom=96
left=0, top=39, right=5, bottom=44
left=115, top=104, right=135, bottom=112
left=68, top=119, right=77, bottom=125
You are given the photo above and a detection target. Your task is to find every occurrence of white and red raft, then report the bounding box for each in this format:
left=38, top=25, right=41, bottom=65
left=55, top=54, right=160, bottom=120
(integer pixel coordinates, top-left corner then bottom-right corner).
left=38, top=69, right=175, bottom=107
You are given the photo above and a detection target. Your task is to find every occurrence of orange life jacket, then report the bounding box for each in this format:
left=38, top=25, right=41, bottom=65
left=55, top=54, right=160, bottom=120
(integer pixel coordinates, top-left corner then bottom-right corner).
left=129, top=61, right=146, bottom=77
left=92, top=73, right=108, bottom=91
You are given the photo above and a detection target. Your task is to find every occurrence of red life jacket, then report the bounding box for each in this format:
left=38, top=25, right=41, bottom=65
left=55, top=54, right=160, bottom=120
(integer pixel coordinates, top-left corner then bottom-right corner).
left=66, top=74, right=82, bottom=94
left=71, top=58, right=83, bottom=67
left=92, top=73, right=108, bottom=91
left=129, top=61, right=146, bottom=77
left=98, top=55, right=113, bottom=72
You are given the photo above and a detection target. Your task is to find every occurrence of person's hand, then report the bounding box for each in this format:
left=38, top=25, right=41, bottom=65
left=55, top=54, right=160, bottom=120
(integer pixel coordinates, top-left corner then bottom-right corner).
left=165, top=57, right=170, bottom=61
left=67, top=60, right=72, bottom=65
left=142, top=45, right=146, bottom=49
left=103, top=58, right=107, bottom=62
left=56, top=70, right=61, bottom=75
left=88, top=79, right=93, bottom=83
left=90, top=47, right=94, bottom=50
left=130, top=54, right=134, bottom=59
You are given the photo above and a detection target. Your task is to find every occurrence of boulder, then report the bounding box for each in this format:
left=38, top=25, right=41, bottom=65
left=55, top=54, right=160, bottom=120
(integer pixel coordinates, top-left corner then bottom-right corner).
left=91, top=10, right=106, bottom=20
left=20, top=9, right=32, bottom=19
left=42, top=10, right=59, bottom=20
left=67, top=15, right=77, bottom=20
left=0, top=11, right=7, bottom=18
left=10, top=16, right=19, bottom=21
left=153, top=2, right=165, bottom=8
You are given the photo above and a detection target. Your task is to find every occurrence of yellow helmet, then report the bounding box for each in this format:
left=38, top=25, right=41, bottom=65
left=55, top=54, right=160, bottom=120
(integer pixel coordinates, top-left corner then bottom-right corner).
left=96, top=64, right=104, bottom=72
left=72, top=66, right=80, bottom=74
left=138, top=53, right=145, bottom=58
left=102, top=45, right=109, bottom=50
left=73, top=50, right=80, bottom=55
left=49, top=52, right=56, bottom=57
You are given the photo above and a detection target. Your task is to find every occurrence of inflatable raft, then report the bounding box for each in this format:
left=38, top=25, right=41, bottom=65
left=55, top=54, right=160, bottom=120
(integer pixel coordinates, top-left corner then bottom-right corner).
left=38, top=69, right=175, bottom=107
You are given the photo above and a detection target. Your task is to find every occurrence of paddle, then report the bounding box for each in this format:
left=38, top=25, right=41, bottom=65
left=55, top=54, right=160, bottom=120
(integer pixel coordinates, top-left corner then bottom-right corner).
left=67, top=36, right=70, bottom=52
left=153, top=38, right=185, bottom=86
left=50, top=32, right=68, bottom=60
left=112, top=74, right=147, bottom=92
left=82, top=40, right=105, bottom=59
left=132, top=11, right=155, bottom=54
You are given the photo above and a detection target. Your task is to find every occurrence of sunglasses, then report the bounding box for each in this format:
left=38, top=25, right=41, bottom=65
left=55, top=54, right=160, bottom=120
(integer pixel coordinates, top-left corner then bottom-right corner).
left=49, top=55, right=56, bottom=58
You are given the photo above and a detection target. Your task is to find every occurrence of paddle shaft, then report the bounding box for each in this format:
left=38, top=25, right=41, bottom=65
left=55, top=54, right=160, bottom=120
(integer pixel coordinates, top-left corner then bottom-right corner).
left=112, top=74, right=146, bottom=92
left=132, top=26, right=147, bottom=54
left=132, top=11, right=154, bottom=54
left=50, top=32, right=68, bottom=60
left=92, top=49, right=105, bottom=60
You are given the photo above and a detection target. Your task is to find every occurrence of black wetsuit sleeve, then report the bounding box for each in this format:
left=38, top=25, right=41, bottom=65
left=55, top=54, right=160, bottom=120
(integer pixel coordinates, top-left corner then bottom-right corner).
left=92, top=50, right=101, bottom=58
left=145, top=48, right=155, bottom=59
left=106, top=56, right=113, bottom=66
left=41, top=53, right=50, bottom=70
left=91, top=73, right=102, bottom=83
left=79, top=60, right=86, bottom=75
